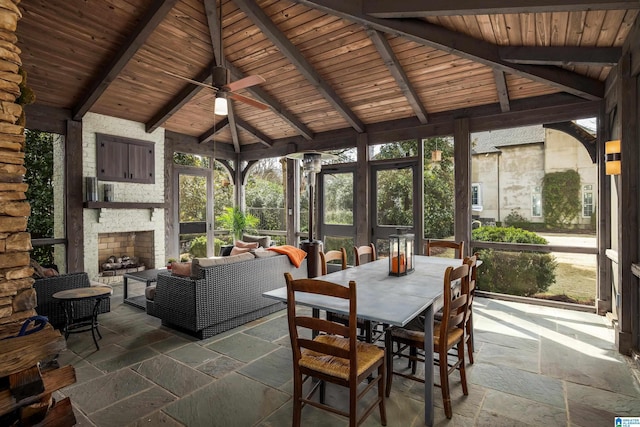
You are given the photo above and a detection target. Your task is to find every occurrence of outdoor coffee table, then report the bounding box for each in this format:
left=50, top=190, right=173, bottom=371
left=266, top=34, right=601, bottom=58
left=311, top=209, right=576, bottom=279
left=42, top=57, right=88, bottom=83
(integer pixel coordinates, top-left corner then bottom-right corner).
left=53, top=286, right=113, bottom=351
left=123, top=269, right=163, bottom=310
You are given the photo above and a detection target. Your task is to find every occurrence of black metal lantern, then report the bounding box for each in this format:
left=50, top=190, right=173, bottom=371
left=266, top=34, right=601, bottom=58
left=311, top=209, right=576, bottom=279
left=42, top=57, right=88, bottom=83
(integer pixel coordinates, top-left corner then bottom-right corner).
left=389, top=230, right=415, bottom=276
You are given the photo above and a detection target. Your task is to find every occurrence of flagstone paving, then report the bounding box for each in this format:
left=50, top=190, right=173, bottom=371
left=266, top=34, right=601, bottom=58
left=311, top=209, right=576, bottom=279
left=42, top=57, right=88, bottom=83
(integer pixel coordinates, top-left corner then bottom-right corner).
left=54, top=283, right=640, bottom=426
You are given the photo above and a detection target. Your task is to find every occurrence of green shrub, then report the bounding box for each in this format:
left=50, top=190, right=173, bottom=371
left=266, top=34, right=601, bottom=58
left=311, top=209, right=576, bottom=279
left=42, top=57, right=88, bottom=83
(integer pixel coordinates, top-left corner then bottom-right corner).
left=189, top=235, right=207, bottom=258
left=472, top=226, right=557, bottom=297
left=503, top=210, right=528, bottom=228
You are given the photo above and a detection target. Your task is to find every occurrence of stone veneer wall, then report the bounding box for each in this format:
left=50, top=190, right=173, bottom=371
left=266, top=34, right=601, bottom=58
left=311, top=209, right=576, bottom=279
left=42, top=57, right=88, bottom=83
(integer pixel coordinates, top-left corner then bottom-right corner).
left=82, top=113, right=165, bottom=281
left=0, top=0, right=36, bottom=329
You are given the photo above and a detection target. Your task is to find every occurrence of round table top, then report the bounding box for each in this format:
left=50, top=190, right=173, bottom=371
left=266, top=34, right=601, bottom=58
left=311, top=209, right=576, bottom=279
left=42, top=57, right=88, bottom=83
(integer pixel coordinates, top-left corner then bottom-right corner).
left=53, top=286, right=113, bottom=301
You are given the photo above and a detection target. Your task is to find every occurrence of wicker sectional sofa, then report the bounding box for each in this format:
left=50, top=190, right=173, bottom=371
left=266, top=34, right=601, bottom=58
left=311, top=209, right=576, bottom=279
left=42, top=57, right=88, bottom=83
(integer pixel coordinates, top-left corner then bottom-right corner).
left=148, top=252, right=307, bottom=339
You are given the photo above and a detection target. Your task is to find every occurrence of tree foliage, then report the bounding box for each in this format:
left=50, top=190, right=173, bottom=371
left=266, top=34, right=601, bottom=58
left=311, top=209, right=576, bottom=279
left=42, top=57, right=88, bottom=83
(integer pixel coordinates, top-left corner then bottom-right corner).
left=542, top=169, right=581, bottom=227
left=423, top=137, right=455, bottom=239
left=25, top=130, right=55, bottom=264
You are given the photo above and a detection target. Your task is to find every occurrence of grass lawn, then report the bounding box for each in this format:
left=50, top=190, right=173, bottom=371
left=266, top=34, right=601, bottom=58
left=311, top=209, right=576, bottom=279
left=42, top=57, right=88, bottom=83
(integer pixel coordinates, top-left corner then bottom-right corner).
left=534, top=261, right=596, bottom=305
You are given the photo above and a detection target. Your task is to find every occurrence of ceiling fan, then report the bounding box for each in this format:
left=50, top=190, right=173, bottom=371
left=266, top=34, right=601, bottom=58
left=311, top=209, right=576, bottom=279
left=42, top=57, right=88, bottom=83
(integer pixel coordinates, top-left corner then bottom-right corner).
left=162, top=65, right=269, bottom=115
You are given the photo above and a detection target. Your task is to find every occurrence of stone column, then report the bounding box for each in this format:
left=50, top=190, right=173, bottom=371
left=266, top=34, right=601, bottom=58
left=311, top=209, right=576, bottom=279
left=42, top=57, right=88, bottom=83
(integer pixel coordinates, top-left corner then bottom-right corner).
left=0, top=0, right=37, bottom=334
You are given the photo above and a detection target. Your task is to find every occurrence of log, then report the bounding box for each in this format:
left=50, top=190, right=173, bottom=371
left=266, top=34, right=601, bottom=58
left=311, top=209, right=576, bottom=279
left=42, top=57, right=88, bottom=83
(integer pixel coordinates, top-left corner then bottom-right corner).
left=9, top=364, right=43, bottom=401
left=18, top=394, right=52, bottom=426
left=0, top=69, right=20, bottom=83
left=30, top=396, right=76, bottom=427
left=0, top=303, right=9, bottom=317
left=0, top=0, right=21, bottom=17
left=0, top=58, right=16, bottom=73
left=0, top=366, right=76, bottom=417
left=6, top=232, right=31, bottom=251
left=0, top=171, right=21, bottom=182
left=0, top=327, right=66, bottom=377
left=0, top=29, right=16, bottom=44
left=0, top=132, right=24, bottom=144
left=0, top=295, right=9, bottom=305
left=0, top=122, right=23, bottom=134
left=0, top=77, right=19, bottom=96
left=0, top=10, right=18, bottom=37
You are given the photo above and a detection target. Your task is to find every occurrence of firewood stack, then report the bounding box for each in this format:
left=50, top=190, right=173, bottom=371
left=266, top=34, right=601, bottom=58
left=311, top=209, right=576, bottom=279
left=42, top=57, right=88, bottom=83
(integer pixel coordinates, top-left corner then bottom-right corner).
left=0, top=1, right=77, bottom=425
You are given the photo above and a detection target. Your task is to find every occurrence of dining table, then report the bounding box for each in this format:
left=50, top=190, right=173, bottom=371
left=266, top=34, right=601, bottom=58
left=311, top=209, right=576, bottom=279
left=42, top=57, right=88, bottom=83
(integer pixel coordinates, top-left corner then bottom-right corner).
left=263, top=254, right=468, bottom=427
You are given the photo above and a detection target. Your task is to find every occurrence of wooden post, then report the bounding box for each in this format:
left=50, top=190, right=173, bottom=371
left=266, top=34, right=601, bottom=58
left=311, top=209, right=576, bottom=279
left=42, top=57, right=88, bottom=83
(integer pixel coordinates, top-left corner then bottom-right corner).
left=454, top=118, right=471, bottom=256
left=355, top=133, right=370, bottom=247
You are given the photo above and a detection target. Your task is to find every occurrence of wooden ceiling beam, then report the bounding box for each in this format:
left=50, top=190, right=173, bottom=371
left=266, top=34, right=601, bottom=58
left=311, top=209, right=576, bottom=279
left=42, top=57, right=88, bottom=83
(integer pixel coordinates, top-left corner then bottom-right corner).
left=72, top=0, right=179, bottom=120
left=227, top=100, right=241, bottom=153
left=499, top=46, right=622, bottom=66
left=295, top=0, right=605, bottom=100
left=203, top=0, right=222, bottom=66
left=235, top=0, right=365, bottom=133
left=146, top=62, right=214, bottom=133
left=225, top=62, right=314, bottom=140
left=236, top=119, right=273, bottom=147
left=238, top=93, right=599, bottom=161
left=198, top=118, right=229, bottom=144
left=362, top=0, right=640, bottom=17
left=367, top=29, right=429, bottom=124
left=493, top=70, right=510, bottom=113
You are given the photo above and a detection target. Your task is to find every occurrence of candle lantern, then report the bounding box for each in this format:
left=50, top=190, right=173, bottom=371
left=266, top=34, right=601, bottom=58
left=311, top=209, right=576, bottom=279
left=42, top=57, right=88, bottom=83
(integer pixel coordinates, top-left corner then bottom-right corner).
left=389, top=229, right=415, bottom=276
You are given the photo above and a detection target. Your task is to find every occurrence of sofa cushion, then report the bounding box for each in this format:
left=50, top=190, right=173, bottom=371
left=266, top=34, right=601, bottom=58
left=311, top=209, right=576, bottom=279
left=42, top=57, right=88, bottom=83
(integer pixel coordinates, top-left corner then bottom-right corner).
left=235, top=240, right=259, bottom=249
left=254, top=248, right=279, bottom=258
left=192, top=252, right=255, bottom=277
left=242, top=234, right=271, bottom=248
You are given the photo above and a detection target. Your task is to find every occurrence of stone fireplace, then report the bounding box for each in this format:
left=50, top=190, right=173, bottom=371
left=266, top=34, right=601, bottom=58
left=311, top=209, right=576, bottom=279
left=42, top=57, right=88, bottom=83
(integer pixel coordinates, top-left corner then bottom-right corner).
left=98, top=231, right=154, bottom=277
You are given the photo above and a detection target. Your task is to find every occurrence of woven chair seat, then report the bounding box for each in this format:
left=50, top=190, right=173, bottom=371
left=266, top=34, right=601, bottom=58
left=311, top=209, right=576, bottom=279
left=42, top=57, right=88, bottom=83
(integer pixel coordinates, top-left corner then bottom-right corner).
left=300, top=334, right=384, bottom=380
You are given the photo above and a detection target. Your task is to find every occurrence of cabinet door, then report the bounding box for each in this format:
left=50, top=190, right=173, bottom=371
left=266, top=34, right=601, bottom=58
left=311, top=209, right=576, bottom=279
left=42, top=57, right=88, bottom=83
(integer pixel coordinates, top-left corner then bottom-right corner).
left=128, top=143, right=154, bottom=184
left=97, top=138, right=129, bottom=181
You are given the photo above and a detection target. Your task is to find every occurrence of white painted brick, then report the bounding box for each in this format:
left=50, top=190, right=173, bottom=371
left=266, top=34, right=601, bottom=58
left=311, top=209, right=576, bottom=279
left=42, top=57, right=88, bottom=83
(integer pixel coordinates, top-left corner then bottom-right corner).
left=82, top=113, right=166, bottom=280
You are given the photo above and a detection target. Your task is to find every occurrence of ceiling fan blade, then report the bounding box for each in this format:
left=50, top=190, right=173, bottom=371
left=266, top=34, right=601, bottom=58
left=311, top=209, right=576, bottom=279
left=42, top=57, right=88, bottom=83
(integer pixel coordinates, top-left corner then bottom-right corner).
left=228, top=93, right=270, bottom=111
left=161, top=69, right=217, bottom=91
left=223, top=74, right=266, bottom=92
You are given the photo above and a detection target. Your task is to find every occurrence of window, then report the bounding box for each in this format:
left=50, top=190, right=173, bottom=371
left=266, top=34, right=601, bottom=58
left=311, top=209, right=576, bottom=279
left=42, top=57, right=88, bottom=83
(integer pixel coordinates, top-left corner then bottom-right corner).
left=583, top=185, right=594, bottom=217
left=532, top=187, right=542, bottom=217
left=471, top=183, right=482, bottom=211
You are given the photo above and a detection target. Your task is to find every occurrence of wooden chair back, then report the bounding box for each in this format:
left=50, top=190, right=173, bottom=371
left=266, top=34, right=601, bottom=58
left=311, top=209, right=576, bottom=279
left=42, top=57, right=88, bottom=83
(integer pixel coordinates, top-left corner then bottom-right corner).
left=319, top=248, right=347, bottom=275
left=353, top=243, right=377, bottom=266
left=439, top=263, right=470, bottom=340
left=284, top=272, right=386, bottom=426
left=425, top=239, right=464, bottom=259
left=463, top=253, right=479, bottom=363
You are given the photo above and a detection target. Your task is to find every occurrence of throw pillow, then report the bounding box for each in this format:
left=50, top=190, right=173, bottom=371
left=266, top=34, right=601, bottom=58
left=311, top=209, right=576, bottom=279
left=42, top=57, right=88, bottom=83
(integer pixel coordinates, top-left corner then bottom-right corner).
left=242, top=234, right=271, bottom=248
left=234, top=240, right=259, bottom=249
left=171, top=262, right=192, bottom=277
left=230, top=246, right=251, bottom=256
left=219, top=245, right=233, bottom=257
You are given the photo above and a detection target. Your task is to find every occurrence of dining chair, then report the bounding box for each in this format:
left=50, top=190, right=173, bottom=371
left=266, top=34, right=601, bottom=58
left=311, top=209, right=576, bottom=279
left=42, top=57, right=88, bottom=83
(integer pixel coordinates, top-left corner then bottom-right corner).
left=322, top=248, right=382, bottom=344
left=284, top=272, right=387, bottom=427
left=425, top=239, right=465, bottom=259
left=463, top=253, right=479, bottom=364
left=354, top=243, right=377, bottom=266
left=319, top=248, right=348, bottom=275
left=384, top=263, right=470, bottom=419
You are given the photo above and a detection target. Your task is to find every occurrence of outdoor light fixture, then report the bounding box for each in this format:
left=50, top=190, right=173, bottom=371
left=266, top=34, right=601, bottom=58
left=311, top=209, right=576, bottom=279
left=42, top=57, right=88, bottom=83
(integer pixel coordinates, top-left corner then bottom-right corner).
left=214, top=96, right=228, bottom=116
left=285, top=151, right=337, bottom=242
left=605, top=139, right=621, bottom=175
left=389, top=229, right=415, bottom=276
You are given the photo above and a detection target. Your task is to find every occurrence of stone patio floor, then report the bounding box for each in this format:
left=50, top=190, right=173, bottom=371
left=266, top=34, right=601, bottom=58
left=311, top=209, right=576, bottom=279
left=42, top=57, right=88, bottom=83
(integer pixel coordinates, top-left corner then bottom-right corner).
left=54, top=281, right=640, bottom=426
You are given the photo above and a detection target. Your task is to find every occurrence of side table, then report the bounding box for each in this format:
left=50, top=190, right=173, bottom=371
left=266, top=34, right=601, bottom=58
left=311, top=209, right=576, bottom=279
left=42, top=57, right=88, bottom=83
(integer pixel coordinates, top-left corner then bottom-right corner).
left=123, top=269, right=163, bottom=309
left=53, top=286, right=113, bottom=351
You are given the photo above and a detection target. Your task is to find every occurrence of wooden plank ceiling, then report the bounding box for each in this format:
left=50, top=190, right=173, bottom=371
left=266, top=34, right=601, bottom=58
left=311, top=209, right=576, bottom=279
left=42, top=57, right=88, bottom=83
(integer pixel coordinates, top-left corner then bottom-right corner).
left=16, top=0, right=639, bottom=153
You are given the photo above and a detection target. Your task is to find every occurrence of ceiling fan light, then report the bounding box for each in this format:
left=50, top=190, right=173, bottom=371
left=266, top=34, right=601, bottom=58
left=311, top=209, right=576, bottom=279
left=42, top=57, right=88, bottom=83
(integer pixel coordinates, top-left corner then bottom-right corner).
left=214, top=97, right=228, bottom=116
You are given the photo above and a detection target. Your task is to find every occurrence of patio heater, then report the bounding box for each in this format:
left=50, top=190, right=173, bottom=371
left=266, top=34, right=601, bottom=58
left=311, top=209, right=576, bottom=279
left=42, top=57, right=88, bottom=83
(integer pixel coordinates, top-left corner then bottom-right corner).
left=286, top=151, right=337, bottom=277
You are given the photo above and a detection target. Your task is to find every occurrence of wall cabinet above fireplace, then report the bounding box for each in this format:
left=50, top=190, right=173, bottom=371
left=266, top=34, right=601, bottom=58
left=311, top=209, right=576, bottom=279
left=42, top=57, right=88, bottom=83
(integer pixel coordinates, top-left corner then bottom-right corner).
left=96, top=134, right=155, bottom=184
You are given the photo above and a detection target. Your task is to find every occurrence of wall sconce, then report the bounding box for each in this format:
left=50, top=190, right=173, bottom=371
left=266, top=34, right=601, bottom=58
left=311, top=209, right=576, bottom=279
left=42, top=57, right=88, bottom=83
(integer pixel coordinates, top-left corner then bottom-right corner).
left=605, top=139, right=621, bottom=175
